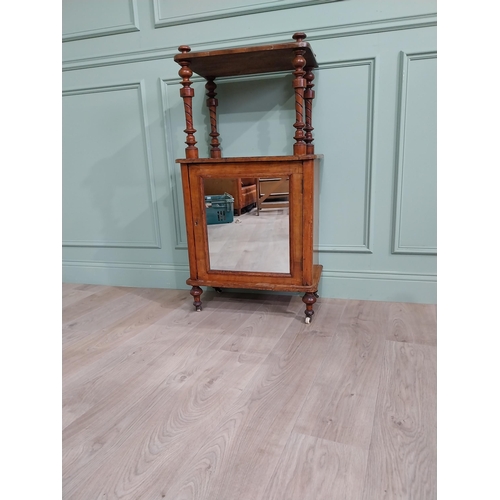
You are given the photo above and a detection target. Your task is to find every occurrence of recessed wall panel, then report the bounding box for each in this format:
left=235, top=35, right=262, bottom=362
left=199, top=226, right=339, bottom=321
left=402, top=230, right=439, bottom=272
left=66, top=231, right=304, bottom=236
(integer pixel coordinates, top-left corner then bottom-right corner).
left=393, top=53, right=437, bottom=254
left=62, top=0, right=138, bottom=41
left=62, top=83, right=159, bottom=248
left=153, top=0, right=336, bottom=28
left=314, top=60, right=374, bottom=252
left=217, top=75, right=295, bottom=157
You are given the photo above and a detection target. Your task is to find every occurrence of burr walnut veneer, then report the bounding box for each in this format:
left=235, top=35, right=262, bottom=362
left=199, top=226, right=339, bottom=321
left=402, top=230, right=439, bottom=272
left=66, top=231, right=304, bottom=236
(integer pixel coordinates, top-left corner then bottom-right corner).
left=174, top=33, right=323, bottom=323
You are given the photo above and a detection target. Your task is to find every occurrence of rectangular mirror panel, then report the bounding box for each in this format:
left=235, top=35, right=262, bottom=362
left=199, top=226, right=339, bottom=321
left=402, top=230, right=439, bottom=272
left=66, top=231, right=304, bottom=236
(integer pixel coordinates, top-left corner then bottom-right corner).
left=204, top=177, right=290, bottom=273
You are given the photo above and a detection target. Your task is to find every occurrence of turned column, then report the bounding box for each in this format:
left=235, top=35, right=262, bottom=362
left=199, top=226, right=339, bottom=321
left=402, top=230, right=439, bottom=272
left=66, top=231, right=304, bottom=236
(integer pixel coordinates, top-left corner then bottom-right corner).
left=291, top=33, right=307, bottom=156
left=304, top=66, right=315, bottom=154
left=177, top=45, right=198, bottom=159
left=205, top=78, right=221, bottom=158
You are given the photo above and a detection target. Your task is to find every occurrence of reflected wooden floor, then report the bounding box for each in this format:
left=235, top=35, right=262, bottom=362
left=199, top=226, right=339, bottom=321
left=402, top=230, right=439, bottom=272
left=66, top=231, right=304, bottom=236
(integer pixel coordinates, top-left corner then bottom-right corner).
left=207, top=208, right=289, bottom=273
left=62, top=283, right=437, bottom=500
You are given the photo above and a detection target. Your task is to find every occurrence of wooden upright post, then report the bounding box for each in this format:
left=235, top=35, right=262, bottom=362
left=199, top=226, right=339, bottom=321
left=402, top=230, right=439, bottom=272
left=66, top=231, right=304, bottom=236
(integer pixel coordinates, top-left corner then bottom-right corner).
left=304, top=66, right=315, bottom=154
left=205, top=78, right=221, bottom=158
left=292, top=32, right=307, bottom=156
left=177, top=45, right=198, bottom=159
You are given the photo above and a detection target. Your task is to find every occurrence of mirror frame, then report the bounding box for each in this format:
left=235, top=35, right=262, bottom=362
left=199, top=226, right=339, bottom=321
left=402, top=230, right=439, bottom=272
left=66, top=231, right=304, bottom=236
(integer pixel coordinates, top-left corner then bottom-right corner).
left=204, top=175, right=290, bottom=274
left=188, top=160, right=304, bottom=286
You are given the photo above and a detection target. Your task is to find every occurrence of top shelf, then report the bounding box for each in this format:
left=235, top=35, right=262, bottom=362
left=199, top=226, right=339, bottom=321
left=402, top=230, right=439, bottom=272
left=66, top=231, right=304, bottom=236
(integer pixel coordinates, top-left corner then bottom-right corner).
left=174, top=34, right=318, bottom=78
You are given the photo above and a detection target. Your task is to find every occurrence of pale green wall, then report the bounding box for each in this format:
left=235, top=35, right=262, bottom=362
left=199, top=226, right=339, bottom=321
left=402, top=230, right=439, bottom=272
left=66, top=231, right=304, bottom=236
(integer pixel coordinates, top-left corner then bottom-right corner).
left=62, top=0, right=437, bottom=303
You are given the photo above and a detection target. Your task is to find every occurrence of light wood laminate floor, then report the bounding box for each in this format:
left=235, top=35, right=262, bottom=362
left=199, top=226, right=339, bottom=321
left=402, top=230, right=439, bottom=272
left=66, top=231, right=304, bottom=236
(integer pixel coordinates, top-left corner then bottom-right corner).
left=62, top=283, right=437, bottom=500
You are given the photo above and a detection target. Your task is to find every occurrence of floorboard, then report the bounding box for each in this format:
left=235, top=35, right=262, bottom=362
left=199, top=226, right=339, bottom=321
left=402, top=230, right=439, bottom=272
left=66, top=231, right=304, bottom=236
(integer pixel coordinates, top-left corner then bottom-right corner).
left=264, top=432, right=368, bottom=500
left=361, top=341, right=437, bottom=500
left=62, top=284, right=437, bottom=500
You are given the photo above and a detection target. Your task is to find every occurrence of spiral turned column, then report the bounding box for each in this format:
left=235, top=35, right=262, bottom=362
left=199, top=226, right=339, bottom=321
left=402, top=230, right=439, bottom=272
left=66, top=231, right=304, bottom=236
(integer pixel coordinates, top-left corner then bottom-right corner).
left=304, top=66, right=315, bottom=154
left=177, top=45, right=198, bottom=159
left=291, top=33, right=307, bottom=156
left=205, top=78, right=221, bottom=159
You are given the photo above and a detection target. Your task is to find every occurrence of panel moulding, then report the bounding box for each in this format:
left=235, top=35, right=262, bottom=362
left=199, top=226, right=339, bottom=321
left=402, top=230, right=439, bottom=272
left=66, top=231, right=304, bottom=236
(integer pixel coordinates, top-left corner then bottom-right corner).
left=392, top=51, right=437, bottom=255
left=62, top=260, right=435, bottom=282
left=162, top=58, right=375, bottom=252
left=62, top=260, right=189, bottom=271
left=153, top=0, right=336, bottom=28
left=62, top=81, right=162, bottom=249
left=62, top=260, right=436, bottom=303
left=321, top=269, right=436, bottom=282
left=315, top=58, right=375, bottom=253
left=63, top=0, right=139, bottom=42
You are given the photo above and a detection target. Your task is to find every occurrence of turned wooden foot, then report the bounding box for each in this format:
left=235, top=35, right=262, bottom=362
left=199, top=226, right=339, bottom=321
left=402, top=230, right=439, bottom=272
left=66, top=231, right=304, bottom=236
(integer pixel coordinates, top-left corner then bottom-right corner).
left=302, top=292, right=317, bottom=324
left=190, top=286, right=203, bottom=311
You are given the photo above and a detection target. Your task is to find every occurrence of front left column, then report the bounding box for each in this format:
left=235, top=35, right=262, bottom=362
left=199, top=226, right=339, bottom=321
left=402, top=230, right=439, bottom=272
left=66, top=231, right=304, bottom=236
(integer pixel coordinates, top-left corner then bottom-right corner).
left=177, top=45, right=199, bottom=159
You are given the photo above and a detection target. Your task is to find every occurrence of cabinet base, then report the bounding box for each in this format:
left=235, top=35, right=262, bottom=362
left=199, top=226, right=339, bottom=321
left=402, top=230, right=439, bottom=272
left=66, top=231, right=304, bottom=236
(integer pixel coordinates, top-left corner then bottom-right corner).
left=186, top=265, right=322, bottom=323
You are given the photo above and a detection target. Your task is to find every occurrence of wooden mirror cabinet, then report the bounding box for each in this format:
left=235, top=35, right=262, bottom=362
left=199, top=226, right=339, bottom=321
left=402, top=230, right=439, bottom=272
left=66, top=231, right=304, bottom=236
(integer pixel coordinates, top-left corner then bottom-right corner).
left=174, top=33, right=323, bottom=323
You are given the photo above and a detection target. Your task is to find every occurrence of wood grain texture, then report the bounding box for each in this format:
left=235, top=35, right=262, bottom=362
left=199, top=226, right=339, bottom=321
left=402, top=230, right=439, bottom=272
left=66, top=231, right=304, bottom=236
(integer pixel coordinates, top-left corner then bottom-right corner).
left=159, top=318, right=336, bottom=500
left=173, top=37, right=318, bottom=79
left=362, top=341, right=437, bottom=500
left=62, top=288, right=95, bottom=308
left=62, top=286, right=128, bottom=325
left=62, top=291, right=249, bottom=429
left=64, top=347, right=264, bottom=499
left=62, top=283, right=80, bottom=291
left=264, top=432, right=367, bottom=500
left=338, top=299, right=437, bottom=346
left=62, top=285, right=436, bottom=500
left=62, top=289, right=187, bottom=373
left=218, top=293, right=298, bottom=355
left=293, top=317, right=385, bottom=449
left=63, top=290, right=155, bottom=335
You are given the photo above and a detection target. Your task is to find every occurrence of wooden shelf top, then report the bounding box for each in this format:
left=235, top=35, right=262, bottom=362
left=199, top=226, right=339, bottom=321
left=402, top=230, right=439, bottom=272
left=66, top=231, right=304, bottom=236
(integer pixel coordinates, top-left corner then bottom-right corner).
left=176, top=155, right=323, bottom=164
left=174, top=33, right=318, bottom=78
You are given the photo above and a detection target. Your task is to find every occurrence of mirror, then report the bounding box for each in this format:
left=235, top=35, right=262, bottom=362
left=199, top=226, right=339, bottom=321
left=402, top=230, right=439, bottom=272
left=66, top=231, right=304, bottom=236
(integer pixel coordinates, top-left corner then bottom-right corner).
left=204, top=177, right=290, bottom=273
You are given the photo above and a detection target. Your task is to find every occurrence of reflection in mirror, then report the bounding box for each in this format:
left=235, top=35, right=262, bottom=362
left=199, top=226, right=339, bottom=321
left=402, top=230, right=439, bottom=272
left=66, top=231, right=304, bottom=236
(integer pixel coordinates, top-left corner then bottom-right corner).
left=204, top=177, right=290, bottom=273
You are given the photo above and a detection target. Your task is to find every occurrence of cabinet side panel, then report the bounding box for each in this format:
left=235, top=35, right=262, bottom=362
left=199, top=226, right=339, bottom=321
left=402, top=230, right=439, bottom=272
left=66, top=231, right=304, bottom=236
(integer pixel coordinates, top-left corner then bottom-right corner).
left=180, top=163, right=198, bottom=280
left=188, top=167, right=212, bottom=278
left=302, top=159, right=315, bottom=285
left=289, top=171, right=304, bottom=283
left=313, top=157, right=321, bottom=267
